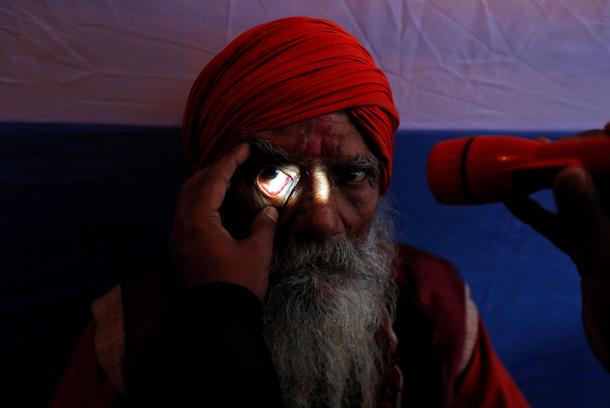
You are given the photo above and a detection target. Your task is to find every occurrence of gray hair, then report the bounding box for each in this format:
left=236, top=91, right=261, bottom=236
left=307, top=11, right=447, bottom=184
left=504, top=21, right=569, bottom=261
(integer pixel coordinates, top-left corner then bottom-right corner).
left=263, top=201, right=398, bottom=407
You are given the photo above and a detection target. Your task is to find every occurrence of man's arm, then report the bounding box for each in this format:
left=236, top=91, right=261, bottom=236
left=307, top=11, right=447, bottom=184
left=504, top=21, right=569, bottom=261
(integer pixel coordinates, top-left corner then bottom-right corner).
left=127, top=143, right=284, bottom=405
left=127, top=282, right=284, bottom=407
left=453, top=320, right=530, bottom=407
left=505, top=123, right=610, bottom=371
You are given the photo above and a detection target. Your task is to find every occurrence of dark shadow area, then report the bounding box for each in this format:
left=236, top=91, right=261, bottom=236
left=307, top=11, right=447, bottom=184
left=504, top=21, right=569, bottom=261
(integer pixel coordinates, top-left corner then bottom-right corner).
left=1, top=123, right=186, bottom=407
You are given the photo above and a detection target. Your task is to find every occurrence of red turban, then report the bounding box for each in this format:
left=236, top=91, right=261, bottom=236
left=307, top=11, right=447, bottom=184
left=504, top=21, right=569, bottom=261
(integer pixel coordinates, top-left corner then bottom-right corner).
left=182, top=16, right=399, bottom=193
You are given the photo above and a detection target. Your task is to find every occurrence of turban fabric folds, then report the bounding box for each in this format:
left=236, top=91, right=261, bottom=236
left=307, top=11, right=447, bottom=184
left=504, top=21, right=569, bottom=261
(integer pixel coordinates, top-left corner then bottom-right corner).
left=182, top=16, right=399, bottom=193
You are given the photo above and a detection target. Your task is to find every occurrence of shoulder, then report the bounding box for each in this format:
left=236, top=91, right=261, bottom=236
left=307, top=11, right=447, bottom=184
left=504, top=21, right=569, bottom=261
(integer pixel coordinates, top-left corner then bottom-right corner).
left=50, top=293, right=124, bottom=407
left=391, top=243, right=479, bottom=404
left=391, top=243, right=465, bottom=308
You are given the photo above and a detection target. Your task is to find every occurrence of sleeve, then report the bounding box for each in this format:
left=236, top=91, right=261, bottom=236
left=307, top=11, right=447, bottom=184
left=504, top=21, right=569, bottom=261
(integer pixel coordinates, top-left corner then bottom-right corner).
left=126, top=282, right=285, bottom=407
left=392, top=244, right=530, bottom=407
left=581, top=276, right=610, bottom=372
left=50, top=322, right=121, bottom=408
left=452, top=319, right=530, bottom=408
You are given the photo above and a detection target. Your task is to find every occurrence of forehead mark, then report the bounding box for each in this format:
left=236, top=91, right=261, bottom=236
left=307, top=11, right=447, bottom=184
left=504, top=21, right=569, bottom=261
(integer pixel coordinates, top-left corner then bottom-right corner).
left=297, top=117, right=342, bottom=160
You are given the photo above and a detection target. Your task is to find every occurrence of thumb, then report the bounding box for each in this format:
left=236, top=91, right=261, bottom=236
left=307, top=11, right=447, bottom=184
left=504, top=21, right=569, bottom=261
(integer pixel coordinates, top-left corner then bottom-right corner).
left=246, top=207, right=278, bottom=301
left=554, top=167, right=610, bottom=263
left=554, top=167, right=600, bottom=223
left=248, top=206, right=278, bottom=253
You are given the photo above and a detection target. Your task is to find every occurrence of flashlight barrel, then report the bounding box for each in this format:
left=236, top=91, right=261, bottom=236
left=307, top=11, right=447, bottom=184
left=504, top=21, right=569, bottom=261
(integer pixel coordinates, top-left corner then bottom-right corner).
left=427, top=135, right=610, bottom=205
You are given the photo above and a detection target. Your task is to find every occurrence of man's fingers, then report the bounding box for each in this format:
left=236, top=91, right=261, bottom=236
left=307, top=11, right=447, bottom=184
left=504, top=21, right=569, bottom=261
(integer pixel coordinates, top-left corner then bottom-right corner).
left=554, top=167, right=608, bottom=238
left=553, top=167, right=594, bottom=217
left=247, top=206, right=278, bottom=255
left=505, top=167, right=610, bottom=258
left=504, top=195, right=566, bottom=251
left=174, top=167, right=210, bottom=217
left=191, top=144, right=250, bottom=214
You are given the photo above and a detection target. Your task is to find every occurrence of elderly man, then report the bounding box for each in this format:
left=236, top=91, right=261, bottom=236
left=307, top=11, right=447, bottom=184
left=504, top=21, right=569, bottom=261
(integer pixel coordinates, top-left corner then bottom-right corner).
left=52, top=17, right=610, bottom=407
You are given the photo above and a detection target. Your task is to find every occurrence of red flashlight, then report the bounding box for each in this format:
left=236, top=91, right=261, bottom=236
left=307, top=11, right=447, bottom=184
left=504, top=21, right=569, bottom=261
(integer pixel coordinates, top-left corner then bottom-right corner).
left=427, top=135, right=610, bottom=204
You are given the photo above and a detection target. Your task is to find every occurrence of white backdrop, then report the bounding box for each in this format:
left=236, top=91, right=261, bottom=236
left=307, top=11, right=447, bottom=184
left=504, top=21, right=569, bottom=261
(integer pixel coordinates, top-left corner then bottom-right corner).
left=2, top=0, right=610, bottom=130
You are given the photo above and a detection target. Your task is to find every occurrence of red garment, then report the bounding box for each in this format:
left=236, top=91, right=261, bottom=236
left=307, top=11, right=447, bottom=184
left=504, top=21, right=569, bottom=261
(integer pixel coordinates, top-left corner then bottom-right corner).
left=50, top=323, right=120, bottom=408
left=453, top=320, right=529, bottom=407
left=51, top=245, right=530, bottom=407
left=182, top=17, right=399, bottom=193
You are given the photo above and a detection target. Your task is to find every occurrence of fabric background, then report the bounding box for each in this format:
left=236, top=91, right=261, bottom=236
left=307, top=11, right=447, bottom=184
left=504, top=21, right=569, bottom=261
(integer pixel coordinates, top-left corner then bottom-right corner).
left=2, top=0, right=609, bottom=130
left=2, top=1, right=610, bottom=406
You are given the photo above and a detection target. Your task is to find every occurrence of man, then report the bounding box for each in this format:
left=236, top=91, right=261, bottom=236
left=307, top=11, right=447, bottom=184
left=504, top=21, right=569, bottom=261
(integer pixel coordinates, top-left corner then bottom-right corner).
left=52, top=17, right=610, bottom=407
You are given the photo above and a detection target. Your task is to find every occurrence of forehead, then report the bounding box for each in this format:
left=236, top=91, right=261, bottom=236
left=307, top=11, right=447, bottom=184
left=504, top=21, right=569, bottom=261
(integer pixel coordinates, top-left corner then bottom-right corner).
left=251, top=112, right=371, bottom=162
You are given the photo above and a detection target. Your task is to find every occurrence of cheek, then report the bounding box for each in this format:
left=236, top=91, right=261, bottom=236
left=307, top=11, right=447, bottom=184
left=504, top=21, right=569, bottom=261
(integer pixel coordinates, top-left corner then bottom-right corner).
left=336, top=185, right=380, bottom=237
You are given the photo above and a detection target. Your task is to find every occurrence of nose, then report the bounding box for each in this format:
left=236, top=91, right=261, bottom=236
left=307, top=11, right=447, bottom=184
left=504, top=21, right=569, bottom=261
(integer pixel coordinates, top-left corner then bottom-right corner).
left=289, top=166, right=345, bottom=240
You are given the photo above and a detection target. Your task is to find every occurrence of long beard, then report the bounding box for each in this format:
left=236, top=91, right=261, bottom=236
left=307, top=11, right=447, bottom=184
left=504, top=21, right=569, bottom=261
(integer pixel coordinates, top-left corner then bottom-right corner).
left=262, top=208, right=397, bottom=408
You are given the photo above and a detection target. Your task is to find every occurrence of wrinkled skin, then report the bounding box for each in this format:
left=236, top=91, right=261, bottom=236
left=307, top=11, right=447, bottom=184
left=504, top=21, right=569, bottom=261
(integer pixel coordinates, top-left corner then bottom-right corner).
left=170, top=143, right=279, bottom=300
left=504, top=122, right=610, bottom=371
left=170, top=112, right=381, bottom=300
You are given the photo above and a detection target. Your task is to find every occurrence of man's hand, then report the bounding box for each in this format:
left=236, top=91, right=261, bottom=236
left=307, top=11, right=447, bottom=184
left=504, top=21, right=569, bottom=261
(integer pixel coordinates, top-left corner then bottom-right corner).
left=503, top=123, right=610, bottom=371
left=170, top=143, right=279, bottom=301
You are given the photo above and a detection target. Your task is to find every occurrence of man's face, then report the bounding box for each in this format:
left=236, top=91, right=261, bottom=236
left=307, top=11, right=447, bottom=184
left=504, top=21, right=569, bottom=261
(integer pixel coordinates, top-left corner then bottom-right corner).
left=241, top=111, right=382, bottom=244
left=213, top=112, right=395, bottom=407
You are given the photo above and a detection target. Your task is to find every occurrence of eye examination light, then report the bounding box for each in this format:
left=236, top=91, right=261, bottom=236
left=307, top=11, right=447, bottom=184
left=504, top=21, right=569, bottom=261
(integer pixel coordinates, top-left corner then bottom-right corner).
left=252, top=164, right=331, bottom=208
left=312, top=166, right=330, bottom=204
left=255, top=164, right=300, bottom=207
left=427, top=135, right=610, bottom=205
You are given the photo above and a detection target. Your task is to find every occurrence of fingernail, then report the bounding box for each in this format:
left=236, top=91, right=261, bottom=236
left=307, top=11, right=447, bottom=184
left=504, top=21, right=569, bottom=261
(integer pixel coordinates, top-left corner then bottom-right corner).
left=232, top=142, right=247, bottom=153
left=263, top=206, right=278, bottom=222
left=572, top=166, right=587, bottom=182
left=565, top=167, right=591, bottom=196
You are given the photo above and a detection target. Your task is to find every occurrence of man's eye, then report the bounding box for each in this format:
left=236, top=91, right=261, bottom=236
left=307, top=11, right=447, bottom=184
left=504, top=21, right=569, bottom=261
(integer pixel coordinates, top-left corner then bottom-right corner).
left=255, top=165, right=300, bottom=199
left=339, top=167, right=367, bottom=183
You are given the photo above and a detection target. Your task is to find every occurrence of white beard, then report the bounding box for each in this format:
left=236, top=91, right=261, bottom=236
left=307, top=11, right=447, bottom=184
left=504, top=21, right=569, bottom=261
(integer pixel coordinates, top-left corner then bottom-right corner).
left=262, top=207, right=397, bottom=408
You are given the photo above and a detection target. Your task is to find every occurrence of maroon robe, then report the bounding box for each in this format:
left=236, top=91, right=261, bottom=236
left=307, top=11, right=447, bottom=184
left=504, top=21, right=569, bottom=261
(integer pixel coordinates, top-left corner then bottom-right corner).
left=51, top=244, right=529, bottom=407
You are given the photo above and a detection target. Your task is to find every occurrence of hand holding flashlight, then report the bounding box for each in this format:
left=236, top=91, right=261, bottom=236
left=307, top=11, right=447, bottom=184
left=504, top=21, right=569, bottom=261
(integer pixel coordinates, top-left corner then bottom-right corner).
left=428, top=124, right=610, bottom=371
left=171, top=143, right=278, bottom=301
left=506, top=127, right=610, bottom=371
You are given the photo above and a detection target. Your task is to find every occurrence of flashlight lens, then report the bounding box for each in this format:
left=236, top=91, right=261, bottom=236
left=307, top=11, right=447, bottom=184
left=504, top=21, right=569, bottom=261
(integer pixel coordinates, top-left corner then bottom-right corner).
left=255, top=165, right=299, bottom=201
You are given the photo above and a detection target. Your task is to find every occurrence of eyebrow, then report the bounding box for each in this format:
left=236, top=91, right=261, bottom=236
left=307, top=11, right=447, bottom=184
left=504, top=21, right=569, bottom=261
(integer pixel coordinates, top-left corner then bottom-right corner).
left=333, top=154, right=379, bottom=168
left=332, top=154, right=381, bottom=183
left=245, top=137, right=295, bottom=163
left=245, top=136, right=379, bottom=166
